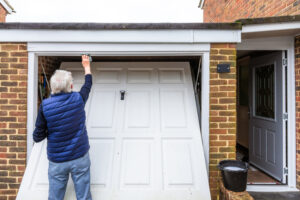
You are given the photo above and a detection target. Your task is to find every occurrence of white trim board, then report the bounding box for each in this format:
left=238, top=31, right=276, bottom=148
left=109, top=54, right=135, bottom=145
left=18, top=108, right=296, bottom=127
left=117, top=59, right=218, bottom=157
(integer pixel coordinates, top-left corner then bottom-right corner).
left=0, top=0, right=13, bottom=13
left=27, top=42, right=211, bottom=53
left=237, top=36, right=294, bottom=50
left=237, top=36, right=297, bottom=191
left=26, top=52, right=38, bottom=165
left=0, top=29, right=241, bottom=43
left=26, top=44, right=211, bottom=173
left=247, top=185, right=299, bottom=192
left=242, top=22, right=300, bottom=34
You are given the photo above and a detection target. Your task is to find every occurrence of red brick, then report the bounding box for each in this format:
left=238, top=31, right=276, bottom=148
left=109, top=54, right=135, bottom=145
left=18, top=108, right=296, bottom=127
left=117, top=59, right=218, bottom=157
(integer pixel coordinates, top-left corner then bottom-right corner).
left=0, top=93, right=17, bottom=99
left=9, top=52, right=27, bottom=57
left=1, top=45, right=18, bottom=51
left=203, top=0, right=300, bottom=23
left=0, top=69, right=17, bottom=74
left=209, top=42, right=237, bottom=200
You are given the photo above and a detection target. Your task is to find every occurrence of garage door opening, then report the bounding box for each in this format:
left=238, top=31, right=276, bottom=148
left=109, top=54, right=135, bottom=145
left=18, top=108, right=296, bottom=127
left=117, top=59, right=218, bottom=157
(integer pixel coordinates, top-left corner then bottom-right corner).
left=37, top=56, right=202, bottom=103
left=19, top=55, right=211, bottom=200
left=36, top=55, right=203, bottom=134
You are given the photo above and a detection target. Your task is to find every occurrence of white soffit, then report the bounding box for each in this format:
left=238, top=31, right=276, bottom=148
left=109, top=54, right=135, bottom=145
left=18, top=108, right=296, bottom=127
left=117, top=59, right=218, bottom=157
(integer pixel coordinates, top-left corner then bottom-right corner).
left=242, top=22, right=300, bottom=38
left=0, top=29, right=241, bottom=43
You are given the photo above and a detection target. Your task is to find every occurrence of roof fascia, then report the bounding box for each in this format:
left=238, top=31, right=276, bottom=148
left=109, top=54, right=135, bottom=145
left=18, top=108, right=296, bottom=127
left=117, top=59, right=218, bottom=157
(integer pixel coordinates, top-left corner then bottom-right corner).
left=242, top=21, right=300, bottom=34
left=0, top=0, right=14, bottom=14
left=198, top=0, right=205, bottom=9
left=0, top=29, right=241, bottom=43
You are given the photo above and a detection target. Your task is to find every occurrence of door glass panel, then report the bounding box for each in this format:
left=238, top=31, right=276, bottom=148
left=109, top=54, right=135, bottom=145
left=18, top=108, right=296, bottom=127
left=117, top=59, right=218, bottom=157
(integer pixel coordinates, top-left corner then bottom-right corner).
left=255, top=64, right=275, bottom=119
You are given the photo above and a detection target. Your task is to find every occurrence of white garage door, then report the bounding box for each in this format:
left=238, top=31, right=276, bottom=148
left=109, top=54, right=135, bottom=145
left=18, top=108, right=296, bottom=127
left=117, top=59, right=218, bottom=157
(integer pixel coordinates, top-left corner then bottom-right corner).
left=17, top=62, right=210, bottom=200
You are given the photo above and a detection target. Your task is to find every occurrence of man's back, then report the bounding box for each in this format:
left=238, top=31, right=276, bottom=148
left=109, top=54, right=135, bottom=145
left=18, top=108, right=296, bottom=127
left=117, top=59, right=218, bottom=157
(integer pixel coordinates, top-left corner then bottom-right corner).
left=43, top=92, right=89, bottom=163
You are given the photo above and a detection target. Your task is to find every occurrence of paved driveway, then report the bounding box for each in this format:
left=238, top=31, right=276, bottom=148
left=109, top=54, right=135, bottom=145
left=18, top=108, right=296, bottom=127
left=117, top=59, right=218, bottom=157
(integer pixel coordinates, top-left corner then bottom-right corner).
left=249, top=192, right=300, bottom=200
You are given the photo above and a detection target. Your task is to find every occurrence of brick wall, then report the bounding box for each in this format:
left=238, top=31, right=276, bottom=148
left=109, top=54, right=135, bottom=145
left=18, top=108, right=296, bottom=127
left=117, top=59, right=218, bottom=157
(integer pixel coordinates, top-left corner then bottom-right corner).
left=209, top=43, right=237, bottom=200
left=295, top=35, right=300, bottom=189
left=219, top=181, right=253, bottom=200
left=0, top=43, right=27, bottom=200
left=0, top=4, right=7, bottom=22
left=203, top=0, right=300, bottom=22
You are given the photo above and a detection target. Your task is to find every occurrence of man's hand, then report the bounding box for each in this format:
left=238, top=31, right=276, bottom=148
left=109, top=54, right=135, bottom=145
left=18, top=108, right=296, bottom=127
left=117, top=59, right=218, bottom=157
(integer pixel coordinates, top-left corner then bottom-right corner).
left=82, top=55, right=91, bottom=75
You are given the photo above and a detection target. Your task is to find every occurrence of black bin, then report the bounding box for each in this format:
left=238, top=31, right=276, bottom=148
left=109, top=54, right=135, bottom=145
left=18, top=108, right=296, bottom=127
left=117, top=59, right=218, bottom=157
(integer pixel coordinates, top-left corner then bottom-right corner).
left=218, top=160, right=249, bottom=192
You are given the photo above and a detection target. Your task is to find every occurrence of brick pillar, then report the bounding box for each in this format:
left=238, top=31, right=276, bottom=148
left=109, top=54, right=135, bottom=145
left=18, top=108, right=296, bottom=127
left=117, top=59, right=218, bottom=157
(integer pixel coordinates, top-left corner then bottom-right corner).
left=295, top=35, right=300, bottom=190
left=0, top=43, right=28, bottom=200
left=209, top=43, right=237, bottom=200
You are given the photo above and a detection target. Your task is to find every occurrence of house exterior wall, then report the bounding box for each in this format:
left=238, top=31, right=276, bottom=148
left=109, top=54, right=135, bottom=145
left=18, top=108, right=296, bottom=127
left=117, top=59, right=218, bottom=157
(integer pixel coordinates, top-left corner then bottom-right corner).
left=0, top=4, right=7, bottom=22
left=0, top=43, right=27, bottom=200
left=203, top=0, right=300, bottom=23
left=0, top=41, right=238, bottom=200
left=295, top=35, right=300, bottom=189
left=203, top=0, right=300, bottom=191
left=209, top=43, right=237, bottom=200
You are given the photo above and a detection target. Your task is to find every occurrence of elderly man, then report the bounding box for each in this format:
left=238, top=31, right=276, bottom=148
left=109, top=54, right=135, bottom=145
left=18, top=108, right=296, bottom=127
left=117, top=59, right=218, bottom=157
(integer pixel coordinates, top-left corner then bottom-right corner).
left=33, top=55, right=93, bottom=200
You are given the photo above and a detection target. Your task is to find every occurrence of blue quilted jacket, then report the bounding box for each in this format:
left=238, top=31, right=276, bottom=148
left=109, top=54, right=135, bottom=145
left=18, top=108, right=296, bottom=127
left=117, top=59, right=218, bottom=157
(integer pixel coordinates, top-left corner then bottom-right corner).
left=42, top=92, right=90, bottom=162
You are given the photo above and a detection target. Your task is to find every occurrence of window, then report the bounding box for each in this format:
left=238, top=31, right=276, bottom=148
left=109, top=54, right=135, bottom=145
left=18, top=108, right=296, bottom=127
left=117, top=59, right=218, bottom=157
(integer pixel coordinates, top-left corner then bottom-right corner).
left=255, top=64, right=275, bottom=119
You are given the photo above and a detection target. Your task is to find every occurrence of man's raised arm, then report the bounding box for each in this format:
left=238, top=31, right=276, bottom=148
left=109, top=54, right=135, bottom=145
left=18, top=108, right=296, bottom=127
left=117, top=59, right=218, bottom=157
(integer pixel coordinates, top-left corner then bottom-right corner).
left=79, top=55, right=92, bottom=104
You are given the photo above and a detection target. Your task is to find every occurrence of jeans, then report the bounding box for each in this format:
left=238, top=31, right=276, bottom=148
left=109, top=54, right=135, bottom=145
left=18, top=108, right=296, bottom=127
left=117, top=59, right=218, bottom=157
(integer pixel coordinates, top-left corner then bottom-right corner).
left=48, top=152, right=92, bottom=200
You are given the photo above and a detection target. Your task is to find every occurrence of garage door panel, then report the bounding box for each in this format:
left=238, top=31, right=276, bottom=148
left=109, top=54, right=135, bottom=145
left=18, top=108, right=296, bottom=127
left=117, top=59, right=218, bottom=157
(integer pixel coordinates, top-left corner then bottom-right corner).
left=87, top=89, right=119, bottom=135
left=159, top=68, right=185, bottom=84
left=123, top=90, right=154, bottom=133
left=160, top=89, right=188, bottom=130
left=120, top=140, right=154, bottom=188
left=31, top=143, right=48, bottom=189
left=127, top=68, right=154, bottom=84
left=71, top=70, right=85, bottom=84
left=94, top=68, right=122, bottom=84
left=60, top=63, right=85, bottom=84
left=162, top=140, right=195, bottom=188
left=89, top=139, right=114, bottom=188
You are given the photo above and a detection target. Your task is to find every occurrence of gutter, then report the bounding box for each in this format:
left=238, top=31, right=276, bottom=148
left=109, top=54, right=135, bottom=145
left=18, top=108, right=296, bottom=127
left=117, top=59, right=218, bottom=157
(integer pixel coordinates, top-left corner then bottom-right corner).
left=198, top=0, right=205, bottom=9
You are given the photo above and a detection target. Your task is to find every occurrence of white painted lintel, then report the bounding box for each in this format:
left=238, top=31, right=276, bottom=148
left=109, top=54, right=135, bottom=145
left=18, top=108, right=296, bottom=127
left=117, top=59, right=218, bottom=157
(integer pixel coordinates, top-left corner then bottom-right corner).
left=27, top=42, right=211, bottom=54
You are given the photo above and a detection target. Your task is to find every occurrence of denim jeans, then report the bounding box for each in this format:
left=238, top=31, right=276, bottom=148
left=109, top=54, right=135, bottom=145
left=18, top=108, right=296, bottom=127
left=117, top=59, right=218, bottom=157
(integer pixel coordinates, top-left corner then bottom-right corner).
left=48, top=152, right=92, bottom=200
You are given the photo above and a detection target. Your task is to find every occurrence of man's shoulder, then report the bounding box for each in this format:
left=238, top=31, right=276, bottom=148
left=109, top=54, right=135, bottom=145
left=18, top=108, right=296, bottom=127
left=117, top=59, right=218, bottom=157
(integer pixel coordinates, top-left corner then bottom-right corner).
left=41, top=96, right=52, bottom=105
left=70, top=91, right=85, bottom=102
left=71, top=91, right=81, bottom=97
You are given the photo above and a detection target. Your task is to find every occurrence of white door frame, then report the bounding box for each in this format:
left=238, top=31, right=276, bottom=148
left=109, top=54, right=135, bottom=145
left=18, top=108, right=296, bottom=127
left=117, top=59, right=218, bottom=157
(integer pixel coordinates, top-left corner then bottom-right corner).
left=237, top=36, right=298, bottom=191
left=26, top=42, right=211, bottom=171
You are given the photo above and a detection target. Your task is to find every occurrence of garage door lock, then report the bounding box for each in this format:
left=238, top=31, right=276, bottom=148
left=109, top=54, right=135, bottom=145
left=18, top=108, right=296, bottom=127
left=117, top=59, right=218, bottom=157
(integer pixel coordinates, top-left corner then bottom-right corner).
left=120, top=90, right=126, bottom=100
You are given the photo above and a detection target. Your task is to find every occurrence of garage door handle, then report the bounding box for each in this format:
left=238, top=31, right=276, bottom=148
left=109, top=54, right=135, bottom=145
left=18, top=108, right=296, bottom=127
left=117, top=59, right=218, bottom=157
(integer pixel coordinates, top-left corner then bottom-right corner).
left=120, top=90, right=126, bottom=100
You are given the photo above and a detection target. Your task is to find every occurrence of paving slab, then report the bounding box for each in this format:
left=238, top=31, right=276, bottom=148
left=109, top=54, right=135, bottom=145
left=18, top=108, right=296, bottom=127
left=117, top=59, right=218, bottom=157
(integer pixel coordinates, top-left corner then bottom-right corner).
left=249, top=192, right=300, bottom=200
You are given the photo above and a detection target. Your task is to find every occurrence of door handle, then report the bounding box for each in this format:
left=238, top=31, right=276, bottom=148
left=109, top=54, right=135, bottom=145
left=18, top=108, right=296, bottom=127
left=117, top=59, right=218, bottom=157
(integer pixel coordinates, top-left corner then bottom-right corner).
left=120, top=90, right=126, bottom=100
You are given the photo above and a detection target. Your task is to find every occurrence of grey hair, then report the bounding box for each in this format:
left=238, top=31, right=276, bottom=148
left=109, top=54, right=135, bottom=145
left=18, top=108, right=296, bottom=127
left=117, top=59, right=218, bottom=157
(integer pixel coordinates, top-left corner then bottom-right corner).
left=50, top=70, right=73, bottom=94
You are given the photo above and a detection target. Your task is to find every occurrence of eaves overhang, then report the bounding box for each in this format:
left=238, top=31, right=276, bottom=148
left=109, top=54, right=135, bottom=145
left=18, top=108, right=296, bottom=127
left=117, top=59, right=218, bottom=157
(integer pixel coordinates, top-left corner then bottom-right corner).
left=0, top=22, right=241, bottom=30
left=0, top=22, right=242, bottom=43
left=237, top=15, right=300, bottom=39
left=198, top=0, right=205, bottom=9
